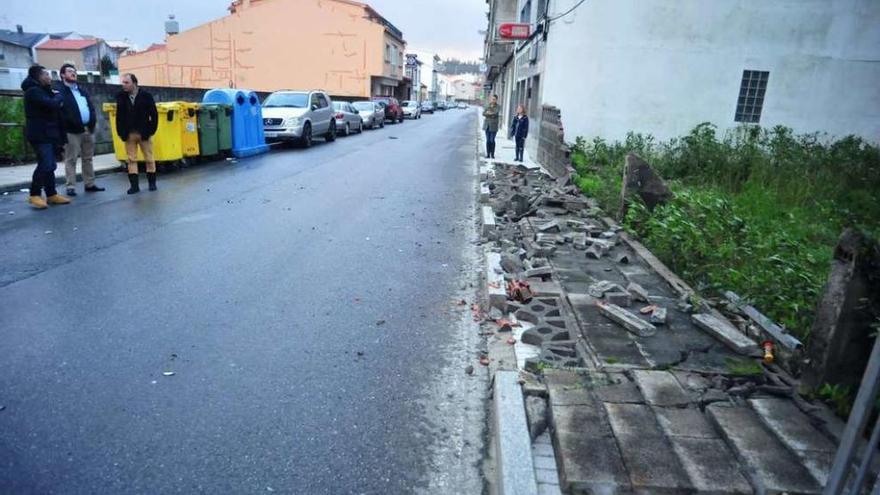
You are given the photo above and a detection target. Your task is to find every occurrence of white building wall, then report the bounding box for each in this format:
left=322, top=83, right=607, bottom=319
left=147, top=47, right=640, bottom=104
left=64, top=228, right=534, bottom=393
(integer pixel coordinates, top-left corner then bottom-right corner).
left=541, top=0, right=880, bottom=143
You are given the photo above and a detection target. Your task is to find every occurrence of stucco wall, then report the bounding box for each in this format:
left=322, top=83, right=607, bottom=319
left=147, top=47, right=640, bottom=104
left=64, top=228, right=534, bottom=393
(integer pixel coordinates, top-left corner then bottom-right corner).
left=36, top=50, right=86, bottom=74
left=541, top=0, right=880, bottom=143
left=119, top=0, right=394, bottom=97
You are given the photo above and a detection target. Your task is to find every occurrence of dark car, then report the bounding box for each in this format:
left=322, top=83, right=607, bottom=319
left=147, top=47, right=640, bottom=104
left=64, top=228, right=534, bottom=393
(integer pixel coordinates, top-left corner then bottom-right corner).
left=371, top=96, right=404, bottom=124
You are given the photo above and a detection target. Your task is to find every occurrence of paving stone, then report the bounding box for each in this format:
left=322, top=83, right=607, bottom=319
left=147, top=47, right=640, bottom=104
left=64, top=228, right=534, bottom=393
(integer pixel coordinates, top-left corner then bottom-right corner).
left=605, top=404, right=691, bottom=492
left=482, top=206, right=497, bottom=237
left=528, top=281, right=563, bottom=297
left=592, top=372, right=644, bottom=404
left=707, top=404, right=822, bottom=494
left=654, top=407, right=719, bottom=439
left=669, top=437, right=753, bottom=494
left=494, top=371, right=540, bottom=495
left=551, top=404, right=630, bottom=494
left=545, top=369, right=592, bottom=406
left=535, top=468, right=560, bottom=485
left=632, top=370, right=692, bottom=407
left=536, top=483, right=563, bottom=495
left=533, top=454, right=558, bottom=471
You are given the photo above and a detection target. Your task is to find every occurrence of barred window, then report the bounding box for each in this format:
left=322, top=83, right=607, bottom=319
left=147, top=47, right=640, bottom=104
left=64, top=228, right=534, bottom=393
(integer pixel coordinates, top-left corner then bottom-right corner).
left=735, top=70, right=769, bottom=124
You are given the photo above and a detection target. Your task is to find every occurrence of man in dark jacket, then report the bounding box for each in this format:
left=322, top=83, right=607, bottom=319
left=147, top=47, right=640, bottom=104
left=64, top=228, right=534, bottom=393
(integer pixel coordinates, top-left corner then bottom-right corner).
left=57, top=63, right=104, bottom=196
left=21, top=65, right=71, bottom=209
left=115, top=73, right=158, bottom=194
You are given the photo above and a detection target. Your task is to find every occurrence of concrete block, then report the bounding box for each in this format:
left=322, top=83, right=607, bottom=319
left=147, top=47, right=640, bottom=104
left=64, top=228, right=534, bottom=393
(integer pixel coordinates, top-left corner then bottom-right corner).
left=528, top=281, right=563, bottom=297
left=598, top=303, right=657, bottom=337
left=654, top=407, right=719, bottom=439
left=707, top=404, right=822, bottom=494
left=626, top=282, right=650, bottom=302
left=524, top=266, right=553, bottom=279
left=537, top=219, right=561, bottom=233
left=632, top=370, right=691, bottom=407
left=588, top=280, right=624, bottom=298
left=592, top=372, right=644, bottom=404
left=650, top=307, right=667, bottom=325
left=544, top=369, right=592, bottom=406
left=604, top=291, right=632, bottom=307
left=482, top=206, right=497, bottom=237
left=692, top=313, right=759, bottom=356
left=486, top=248, right=508, bottom=311
left=480, top=182, right=491, bottom=203
left=525, top=395, right=549, bottom=440
left=493, top=371, right=539, bottom=495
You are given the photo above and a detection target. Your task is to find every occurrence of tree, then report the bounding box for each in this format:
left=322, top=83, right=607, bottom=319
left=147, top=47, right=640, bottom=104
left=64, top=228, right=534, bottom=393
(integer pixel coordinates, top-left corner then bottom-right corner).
left=100, top=55, right=116, bottom=76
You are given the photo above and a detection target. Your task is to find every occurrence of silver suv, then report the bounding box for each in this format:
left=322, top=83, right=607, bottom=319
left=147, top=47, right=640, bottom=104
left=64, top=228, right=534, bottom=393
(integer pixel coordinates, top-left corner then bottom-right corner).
left=262, top=90, right=336, bottom=147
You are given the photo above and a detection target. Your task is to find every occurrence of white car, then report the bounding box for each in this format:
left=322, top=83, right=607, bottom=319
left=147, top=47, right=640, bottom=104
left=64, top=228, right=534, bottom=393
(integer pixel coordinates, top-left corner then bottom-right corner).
left=262, top=90, right=336, bottom=147
left=401, top=100, right=421, bottom=119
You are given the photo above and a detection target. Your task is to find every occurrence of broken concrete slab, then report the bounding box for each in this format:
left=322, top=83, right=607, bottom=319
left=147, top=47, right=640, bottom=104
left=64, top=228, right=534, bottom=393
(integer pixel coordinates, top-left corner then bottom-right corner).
left=524, top=266, right=553, bottom=279
left=592, top=373, right=644, bottom=404
left=626, top=282, right=650, bottom=302
left=707, top=404, right=823, bottom=494
left=654, top=407, right=720, bottom=439
left=588, top=280, right=625, bottom=298
left=527, top=281, right=563, bottom=297
left=604, top=291, right=632, bottom=308
left=650, top=307, right=668, bottom=325
left=692, top=313, right=759, bottom=356
left=632, top=370, right=692, bottom=407
left=544, top=369, right=592, bottom=406
left=598, top=303, right=657, bottom=337
left=480, top=182, right=491, bottom=203
left=525, top=395, right=549, bottom=440
left=486, top=247, right=508, bottom=311
left=537, top=219, right=561, bottom=233
left=669, top=437, right=753, bottom=494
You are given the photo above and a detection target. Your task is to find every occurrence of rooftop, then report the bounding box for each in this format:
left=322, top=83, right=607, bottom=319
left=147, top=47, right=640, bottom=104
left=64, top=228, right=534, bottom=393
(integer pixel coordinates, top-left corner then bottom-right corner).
left=37, top=39, right=98, bottom=51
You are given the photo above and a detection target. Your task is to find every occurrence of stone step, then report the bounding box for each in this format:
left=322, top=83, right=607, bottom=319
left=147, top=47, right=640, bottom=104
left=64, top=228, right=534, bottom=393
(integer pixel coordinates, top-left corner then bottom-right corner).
left=708, top=404, right=823, bottom=494
left=748, top=398, right=837, bottom=486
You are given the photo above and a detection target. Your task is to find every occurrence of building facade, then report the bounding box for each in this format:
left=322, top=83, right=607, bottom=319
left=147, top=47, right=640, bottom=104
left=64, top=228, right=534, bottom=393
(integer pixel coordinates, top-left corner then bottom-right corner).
left=405, top=53, right=423, bottom=101
left=36, top=39, right=118, bottom=77
left=118, top=0, right=407, bottom=98
left=484, top=0, right=880, bottom=161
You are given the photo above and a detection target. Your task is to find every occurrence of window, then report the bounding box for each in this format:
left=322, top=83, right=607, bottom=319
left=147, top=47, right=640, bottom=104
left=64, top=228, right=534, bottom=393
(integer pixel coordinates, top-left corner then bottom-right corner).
left=735, top=70, right=769, bottom=124
left=385, top=44, right=391, bottom=62
left=317, top=94, right=329, bottom=108
left=520, top=0, right=532, bottom=24
left=310, top=93, right=320, bottom=109
left=537, top=0, right=548, bottom=18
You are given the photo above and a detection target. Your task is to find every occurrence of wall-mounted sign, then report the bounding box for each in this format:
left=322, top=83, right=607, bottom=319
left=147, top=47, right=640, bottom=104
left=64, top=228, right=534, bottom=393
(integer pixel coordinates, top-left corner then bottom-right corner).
left=498, top=23, right=531, bottom=40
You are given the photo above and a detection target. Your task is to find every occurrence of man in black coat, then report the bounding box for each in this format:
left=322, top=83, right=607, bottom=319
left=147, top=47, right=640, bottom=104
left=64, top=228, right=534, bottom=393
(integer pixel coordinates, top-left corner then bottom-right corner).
left=57, top=63, right=104, bottom=196
left=21, top=65, right=71, bottom=209
left=115, top=73, right=158, bottom=194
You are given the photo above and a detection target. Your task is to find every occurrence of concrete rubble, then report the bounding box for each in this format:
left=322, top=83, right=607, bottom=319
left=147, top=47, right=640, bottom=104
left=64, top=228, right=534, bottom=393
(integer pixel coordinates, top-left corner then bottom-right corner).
left=480, top=160, right=846, bottom=494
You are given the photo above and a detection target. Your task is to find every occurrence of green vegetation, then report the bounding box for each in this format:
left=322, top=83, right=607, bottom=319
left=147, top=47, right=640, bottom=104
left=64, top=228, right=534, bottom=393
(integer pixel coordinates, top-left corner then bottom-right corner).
left=571, top=123, right=880, bottom=342
left=0, top=96, right=29, bottom=163
left=724, top=358, right=765, bottom=377
left=813, top=383, right=855, bottom=418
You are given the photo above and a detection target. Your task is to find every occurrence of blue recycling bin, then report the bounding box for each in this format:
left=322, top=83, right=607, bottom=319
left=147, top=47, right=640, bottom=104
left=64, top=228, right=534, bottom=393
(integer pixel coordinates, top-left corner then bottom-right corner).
left=202, top=88, right=269, bottom=158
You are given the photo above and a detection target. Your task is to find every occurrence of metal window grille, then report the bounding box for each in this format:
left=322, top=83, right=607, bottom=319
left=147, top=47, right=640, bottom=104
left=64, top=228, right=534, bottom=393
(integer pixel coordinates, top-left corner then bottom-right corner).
left=734, top=70, right=769, bottom=124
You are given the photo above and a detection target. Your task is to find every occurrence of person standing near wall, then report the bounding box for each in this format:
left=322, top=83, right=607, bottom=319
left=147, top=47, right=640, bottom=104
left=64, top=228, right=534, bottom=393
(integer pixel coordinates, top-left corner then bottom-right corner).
left=509, top=104, right=529, bottom=162
left=483, top=94, right=500, bottom=159
left=57, top=63, right=104, bottom=196
left=21, top=65, right=71, bottom=209
left=115, top=73, right=158, bottom=194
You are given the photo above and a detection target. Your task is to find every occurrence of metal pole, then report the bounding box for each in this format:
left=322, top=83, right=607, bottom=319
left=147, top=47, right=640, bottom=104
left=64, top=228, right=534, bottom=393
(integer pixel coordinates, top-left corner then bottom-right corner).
left=850, top=412, right=880, bottom=494
left=825, top=337, right=880, bottom=494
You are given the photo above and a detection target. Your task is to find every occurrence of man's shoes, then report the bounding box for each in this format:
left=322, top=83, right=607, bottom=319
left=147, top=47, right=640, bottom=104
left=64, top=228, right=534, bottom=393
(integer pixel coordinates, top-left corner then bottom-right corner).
left=28, top=195, right=48, bottom=209
left=46, top=194, right=71, bottom=205
left=66, top=188, right=77, bottom=197
left=147, top=172, right=157, bottom=191
left=127, top=174, right=140, bottom=195
left=84, top=185, right=105, bottom=192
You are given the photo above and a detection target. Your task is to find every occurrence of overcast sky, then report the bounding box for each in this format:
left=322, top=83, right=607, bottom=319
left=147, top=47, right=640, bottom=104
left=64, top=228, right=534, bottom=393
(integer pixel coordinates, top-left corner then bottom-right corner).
left=3, top=0, right=487, bottom=68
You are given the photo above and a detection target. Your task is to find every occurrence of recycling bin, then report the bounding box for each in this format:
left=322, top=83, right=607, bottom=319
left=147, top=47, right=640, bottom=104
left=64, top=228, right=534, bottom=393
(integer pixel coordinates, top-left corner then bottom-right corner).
left=197, top=103, right=233, bottom=157
left=102, top=101, right=200, bottom=163
left=202, top=88, right=268, bottom=158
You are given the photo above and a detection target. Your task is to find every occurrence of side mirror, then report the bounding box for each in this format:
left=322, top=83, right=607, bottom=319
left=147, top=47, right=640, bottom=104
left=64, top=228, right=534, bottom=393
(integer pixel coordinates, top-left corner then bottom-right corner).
left=311, top=104, right=318, bottom=111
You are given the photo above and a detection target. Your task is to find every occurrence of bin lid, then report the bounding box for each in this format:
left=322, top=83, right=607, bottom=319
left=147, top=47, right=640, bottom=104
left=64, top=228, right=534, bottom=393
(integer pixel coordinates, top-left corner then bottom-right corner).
left=101, top=102, right=116, bottom=112
left=203, top=88, right=250, bottom=106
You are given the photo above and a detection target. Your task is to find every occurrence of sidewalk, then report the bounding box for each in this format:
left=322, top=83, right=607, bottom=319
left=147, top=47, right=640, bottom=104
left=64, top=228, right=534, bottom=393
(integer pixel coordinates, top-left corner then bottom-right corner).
left=0, top=153, right=122, bottom=194
left=480, top=159, right=843, bottom=493
left=477, top=112, right=541, bottom=171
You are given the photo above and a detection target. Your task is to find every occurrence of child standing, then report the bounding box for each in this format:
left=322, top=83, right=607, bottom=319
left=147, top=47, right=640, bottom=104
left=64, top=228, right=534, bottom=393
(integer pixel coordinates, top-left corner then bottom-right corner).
left=509, top=104, right=529, bottom=162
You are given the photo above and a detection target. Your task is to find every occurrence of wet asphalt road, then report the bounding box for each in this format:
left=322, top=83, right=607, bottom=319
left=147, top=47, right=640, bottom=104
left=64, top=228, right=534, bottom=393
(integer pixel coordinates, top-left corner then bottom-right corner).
left=0, top=109, right=487, bottom=494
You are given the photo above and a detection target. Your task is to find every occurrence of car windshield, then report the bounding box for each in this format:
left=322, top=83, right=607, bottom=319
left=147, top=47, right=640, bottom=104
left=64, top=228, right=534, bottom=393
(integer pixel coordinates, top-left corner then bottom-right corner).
left=401, top=101, right=412, bottom=107
left=332, top=102, right=346, bottom=111
left=263, top=92, right=309, bottom=108
left=353, top=102, right=374, bottom=111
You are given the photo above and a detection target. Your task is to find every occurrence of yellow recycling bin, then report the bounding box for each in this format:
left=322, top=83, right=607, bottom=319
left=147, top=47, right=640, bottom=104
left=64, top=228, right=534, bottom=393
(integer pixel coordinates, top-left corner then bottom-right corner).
left=103, top=102, right=200, bottom=163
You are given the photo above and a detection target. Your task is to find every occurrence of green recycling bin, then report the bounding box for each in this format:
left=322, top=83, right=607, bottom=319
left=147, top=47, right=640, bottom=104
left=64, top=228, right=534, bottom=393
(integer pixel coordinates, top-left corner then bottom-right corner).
left=197, top=104, right=233, bottom=157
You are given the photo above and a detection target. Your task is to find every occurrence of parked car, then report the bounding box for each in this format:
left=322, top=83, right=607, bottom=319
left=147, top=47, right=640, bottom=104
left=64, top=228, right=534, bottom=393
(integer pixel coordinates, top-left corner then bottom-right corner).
left=332, top=101, right=364, bottom=136
left=420, top=101, right=434, bottom=114
left=352, top=101, right=385, bottom=129
left=458, top=102, right=468, bottom=109
left=436, top=101, right=447, bottom=111
left=262, top=90, right=336, bottom=147
left=401, top=100, right=421, bottom=119
left=371, top=96, right=404, bottom=123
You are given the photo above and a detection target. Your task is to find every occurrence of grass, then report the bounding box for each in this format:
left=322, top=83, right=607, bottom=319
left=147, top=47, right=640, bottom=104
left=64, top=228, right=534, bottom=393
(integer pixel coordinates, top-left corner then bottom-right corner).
left=724, top=358, right=764, bottom=377
left=570, top=123, right=880, bottom=343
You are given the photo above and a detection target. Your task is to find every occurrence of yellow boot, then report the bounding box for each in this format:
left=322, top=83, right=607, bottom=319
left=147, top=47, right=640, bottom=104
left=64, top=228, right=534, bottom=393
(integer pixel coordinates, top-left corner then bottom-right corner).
left=47, top=194, right=71, bottom=205
left=28, top=195, right=48, bottom=209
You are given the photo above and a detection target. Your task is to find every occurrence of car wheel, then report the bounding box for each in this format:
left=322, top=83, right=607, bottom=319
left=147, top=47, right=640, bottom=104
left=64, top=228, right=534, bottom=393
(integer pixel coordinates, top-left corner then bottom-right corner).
left=301, top=123, right=312, bottom=148
left=326, top=121, right=337, bottom=142
left=380, top=120, right=385, bottom=128
left=343, top=123, right=350, bottom=136
left=357, top=120, right=364, bottom=133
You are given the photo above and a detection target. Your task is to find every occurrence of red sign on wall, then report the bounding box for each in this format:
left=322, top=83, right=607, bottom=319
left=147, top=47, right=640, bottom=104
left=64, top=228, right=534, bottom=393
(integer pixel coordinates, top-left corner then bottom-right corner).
left=498, top=23, right=531, bottom=40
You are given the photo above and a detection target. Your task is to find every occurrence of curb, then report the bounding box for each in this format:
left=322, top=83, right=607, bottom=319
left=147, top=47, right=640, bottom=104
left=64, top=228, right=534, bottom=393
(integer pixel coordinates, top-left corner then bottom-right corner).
left=1, top=165, right=123, bottom=194
left=492, top=371, right=540, bottom=495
